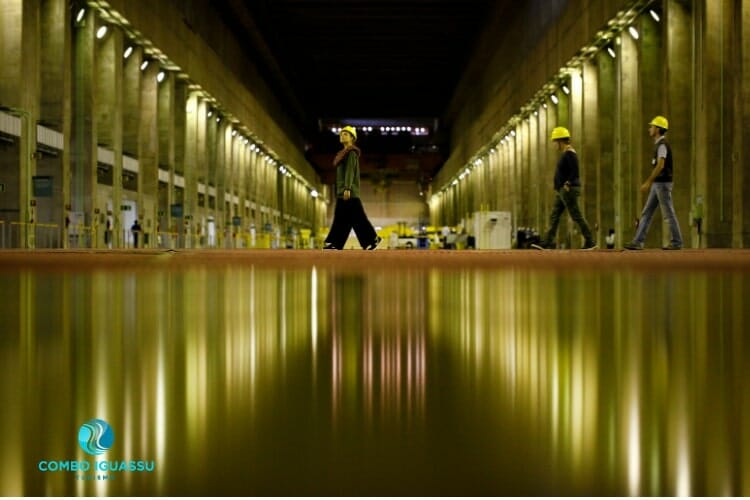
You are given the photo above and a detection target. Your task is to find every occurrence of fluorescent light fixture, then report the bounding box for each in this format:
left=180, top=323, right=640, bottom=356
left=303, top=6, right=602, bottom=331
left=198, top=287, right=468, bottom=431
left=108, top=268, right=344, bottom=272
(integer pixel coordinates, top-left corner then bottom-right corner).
left=123, top=46, right=133, bottom=59
left=649, top=9, right=660, bottom=22
left=629, top=26, right=639, bottom=40
left=96, top=26, right=108, bottom=39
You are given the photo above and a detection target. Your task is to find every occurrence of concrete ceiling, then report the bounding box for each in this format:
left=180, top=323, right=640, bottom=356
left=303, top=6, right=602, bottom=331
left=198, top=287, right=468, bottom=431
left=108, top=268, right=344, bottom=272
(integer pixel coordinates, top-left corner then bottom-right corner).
left=216, top=0, right=501, bottom=181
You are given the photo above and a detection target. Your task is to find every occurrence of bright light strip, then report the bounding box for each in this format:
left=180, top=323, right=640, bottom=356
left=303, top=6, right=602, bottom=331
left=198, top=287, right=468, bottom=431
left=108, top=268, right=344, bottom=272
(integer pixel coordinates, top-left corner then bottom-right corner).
left=76, top=8, right=85, bottom=23
left=607, top=46, right=617, bottom=58
left=140, top=60, right=149, bottom=71
left=629, top=26, right=639, bottom=40
left=123, top=46, right=133, bottom=59
left=550, top=94, right=559, bottom=105
left=562, top=84, right=570, bottom=95
left=156, top=71, right=165, bottom=83
left=649, top=9, right=660, bottom=22
left=96, top=26, right=108, bottom=39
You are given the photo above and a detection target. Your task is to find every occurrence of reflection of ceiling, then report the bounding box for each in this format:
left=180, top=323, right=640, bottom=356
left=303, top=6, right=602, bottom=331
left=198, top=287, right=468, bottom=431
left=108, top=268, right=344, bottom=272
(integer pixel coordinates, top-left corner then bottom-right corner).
left=216, top=0, right=499, bottom=182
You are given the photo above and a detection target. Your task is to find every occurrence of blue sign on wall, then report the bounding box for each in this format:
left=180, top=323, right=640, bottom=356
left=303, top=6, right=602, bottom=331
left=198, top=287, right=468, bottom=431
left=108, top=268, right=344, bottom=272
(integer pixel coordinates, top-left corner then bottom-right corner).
left=32, top=176, right=53, bottom=197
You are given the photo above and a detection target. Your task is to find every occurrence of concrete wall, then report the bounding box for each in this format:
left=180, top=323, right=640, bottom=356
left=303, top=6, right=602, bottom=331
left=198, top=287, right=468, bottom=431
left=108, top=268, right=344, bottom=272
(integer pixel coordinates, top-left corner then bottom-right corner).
left=432, top=0, right=750, bottom=249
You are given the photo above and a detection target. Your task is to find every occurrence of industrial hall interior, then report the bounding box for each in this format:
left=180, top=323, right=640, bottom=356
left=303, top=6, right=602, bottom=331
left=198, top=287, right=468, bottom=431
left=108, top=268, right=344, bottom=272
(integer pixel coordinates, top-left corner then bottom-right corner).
left=1, top=0, right=748, bottom=250
left=1, top=0, right=750, bottom=498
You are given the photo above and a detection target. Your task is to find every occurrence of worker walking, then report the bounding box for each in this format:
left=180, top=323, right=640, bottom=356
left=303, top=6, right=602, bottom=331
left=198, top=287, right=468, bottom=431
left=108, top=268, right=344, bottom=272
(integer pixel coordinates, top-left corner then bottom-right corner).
left=624, top=116, right=683, bottom=250
left=533, top=127, right=597, bottom=250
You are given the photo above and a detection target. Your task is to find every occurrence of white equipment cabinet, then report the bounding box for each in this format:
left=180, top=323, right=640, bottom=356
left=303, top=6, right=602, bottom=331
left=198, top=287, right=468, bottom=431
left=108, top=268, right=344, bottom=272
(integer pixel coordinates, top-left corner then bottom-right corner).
left=473, top=211, right=511, bottom=249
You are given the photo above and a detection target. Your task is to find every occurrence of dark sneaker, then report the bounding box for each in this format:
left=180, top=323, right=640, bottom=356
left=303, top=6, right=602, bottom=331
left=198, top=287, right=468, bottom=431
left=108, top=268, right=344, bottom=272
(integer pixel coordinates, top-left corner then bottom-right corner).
left=581, top=241, right=597, bottom=250
left=623, top=242, right=642, bottom=250
left=366, top=236, right=382, bottom=250
left=662, top=244, right=682, bottom=250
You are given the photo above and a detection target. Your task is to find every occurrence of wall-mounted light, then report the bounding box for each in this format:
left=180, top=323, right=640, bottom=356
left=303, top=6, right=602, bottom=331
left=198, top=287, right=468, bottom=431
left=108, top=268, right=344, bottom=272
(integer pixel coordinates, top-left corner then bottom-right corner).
left=139, top=60, right=149, bottom=71
left=628, top=26, right=639, bottom=40
left=207, top=109, right=213, bottom=118
left=561, top=84, right=570, bottom=95
left=75, top=8, right=86, bottom=24
left=550, top=94, right=559, bottom=105
left=156, top=71, right=165, bottom=83
left=649, top=9, right=660, bottom=22
left=607, top=46, right=617, bottom=58
left=123, top=46, right=133, bottom=59
left=95, top=26, right=108, bottom=39
left=311, top=189, right=319, bottom=198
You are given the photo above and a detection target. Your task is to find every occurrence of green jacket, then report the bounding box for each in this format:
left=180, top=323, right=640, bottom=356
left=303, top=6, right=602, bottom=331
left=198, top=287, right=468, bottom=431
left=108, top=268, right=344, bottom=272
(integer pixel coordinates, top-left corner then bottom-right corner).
left=334, top=147, right=361, bottom=198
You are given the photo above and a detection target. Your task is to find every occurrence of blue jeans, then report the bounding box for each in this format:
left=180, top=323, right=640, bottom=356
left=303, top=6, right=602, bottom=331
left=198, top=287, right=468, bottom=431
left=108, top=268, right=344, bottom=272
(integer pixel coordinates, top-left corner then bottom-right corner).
left=632, top=182, right=683, bottom=247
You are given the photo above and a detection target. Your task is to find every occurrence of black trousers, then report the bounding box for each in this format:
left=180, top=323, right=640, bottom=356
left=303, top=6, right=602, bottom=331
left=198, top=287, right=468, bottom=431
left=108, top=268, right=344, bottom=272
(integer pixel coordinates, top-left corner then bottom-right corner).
left=325, top=197, right=378, bottom=249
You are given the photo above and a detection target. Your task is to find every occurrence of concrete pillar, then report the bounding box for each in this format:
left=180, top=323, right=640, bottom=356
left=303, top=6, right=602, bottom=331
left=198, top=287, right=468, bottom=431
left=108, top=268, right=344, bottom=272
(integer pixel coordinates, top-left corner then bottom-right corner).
left=581, top=61, right=600, bottom=244
left=616, top=30, right=641, bottom=245
left=184, top=92, right=199, bottom=247
left=156, top=64, right=173, bottom=241
left=94, top=23, right=122, bottom=249
left=596, top=48, right=618, bottom=245
left=71, top=6, right=96, bottom=247
left=664, top=0, right=695, bottom=248
left=537, top=102, right=551, bottom=233
left=738, top=0, right=750, bottom=247
left=696, top=0, right=734, bottom=247
left=639, top=9, right=667, bottom=249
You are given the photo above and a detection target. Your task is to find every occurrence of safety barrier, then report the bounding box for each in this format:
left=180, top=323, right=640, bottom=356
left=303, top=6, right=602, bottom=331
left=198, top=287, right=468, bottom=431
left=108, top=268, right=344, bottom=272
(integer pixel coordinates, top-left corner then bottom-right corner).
left=0, top=219, right=316, bottom=250
left=0, top=221, right=64, bottom=249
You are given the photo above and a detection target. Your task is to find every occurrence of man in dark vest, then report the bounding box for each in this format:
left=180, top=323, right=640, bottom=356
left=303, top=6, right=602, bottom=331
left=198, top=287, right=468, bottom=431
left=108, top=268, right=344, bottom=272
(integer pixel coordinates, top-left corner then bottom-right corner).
left=624, top=116, right=683, bottom=250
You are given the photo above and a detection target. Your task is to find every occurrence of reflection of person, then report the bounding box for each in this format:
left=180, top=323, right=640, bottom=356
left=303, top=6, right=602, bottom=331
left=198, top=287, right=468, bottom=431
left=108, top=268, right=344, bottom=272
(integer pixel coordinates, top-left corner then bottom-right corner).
left=131, top=219, right=142, bottom=248
left=624, top=116, right=683, bottom=250
left=323, top=126, right=381, bottom=250
left=533, top=127, right=597, bottom=250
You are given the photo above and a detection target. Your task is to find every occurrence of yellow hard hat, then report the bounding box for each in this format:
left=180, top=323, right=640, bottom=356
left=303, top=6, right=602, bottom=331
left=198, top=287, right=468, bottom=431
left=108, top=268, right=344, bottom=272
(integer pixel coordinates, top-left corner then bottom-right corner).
left=340, top=125, right=357, bottom=140
left=649, top=116, right=669, bottom=130
left=550, top=126, right=571, bottom=141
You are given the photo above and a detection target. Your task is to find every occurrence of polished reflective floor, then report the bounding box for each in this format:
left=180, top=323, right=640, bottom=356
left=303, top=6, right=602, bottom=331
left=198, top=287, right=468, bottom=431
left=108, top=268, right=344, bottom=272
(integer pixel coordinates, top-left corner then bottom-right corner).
left=1, top=251, right=748, bottom=495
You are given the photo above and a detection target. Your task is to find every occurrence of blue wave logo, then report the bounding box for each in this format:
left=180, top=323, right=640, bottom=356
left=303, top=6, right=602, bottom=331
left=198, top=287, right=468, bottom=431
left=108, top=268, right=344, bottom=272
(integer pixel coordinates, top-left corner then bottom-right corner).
left=77, top=419, right=115, bottom=456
